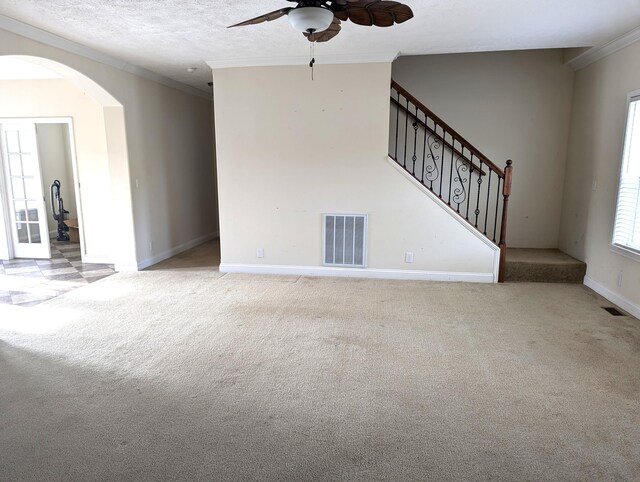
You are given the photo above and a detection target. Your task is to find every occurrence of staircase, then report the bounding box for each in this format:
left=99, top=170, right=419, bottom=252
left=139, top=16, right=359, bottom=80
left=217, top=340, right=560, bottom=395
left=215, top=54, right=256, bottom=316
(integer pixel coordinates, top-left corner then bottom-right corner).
left=505, top=248, right=586, bottom=283
left=389, top=80, right=513, bottom=282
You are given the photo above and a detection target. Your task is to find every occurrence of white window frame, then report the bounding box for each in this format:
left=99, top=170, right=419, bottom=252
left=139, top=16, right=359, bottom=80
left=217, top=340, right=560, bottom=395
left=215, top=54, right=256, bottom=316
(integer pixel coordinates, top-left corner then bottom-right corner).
left=611, top=90, right=640, bottom=262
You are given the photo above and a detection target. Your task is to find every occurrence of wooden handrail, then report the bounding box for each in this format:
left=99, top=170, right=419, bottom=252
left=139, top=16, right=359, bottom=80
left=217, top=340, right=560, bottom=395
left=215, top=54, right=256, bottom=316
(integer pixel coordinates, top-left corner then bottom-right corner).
left=391, top=79, right=505, bottom=177
left=391, top=97, right=487, bottom=176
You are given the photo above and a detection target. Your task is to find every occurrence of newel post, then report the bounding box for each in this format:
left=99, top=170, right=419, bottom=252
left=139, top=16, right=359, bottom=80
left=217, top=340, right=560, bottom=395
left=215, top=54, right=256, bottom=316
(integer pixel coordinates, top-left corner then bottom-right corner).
left=498, top=160, right=513, bottom=283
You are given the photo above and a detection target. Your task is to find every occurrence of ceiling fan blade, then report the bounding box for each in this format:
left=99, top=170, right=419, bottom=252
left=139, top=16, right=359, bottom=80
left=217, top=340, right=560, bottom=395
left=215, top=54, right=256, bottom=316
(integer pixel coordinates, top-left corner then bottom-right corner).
left=331, top=1, right=413, bottom=27
left=304, top=17, right=342, bottom=42
left=228, top=8, right=293, bottom=28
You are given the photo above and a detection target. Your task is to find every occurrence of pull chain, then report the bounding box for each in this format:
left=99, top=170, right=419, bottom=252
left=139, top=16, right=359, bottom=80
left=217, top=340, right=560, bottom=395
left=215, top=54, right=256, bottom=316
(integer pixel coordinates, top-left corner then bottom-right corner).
left=309, top=41, right=315, bottom=81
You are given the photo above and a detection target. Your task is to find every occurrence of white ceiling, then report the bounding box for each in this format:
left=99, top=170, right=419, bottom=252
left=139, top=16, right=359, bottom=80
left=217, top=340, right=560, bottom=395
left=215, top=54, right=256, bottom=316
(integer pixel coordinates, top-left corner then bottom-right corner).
left=1, top=0, right=640, bottom=91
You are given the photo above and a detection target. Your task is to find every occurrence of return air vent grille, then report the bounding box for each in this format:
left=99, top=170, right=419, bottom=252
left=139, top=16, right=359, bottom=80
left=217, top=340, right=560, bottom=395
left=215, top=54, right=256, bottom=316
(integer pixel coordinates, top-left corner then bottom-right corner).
left=323, top=214, right=367, bottom=267
left=602, top=306, right=626, bottom=316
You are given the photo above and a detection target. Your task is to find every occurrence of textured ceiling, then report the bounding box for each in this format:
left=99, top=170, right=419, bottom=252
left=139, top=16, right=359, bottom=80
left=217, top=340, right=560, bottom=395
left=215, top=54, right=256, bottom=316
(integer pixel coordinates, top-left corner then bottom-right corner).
left=1, top=0, right=640, bottom=92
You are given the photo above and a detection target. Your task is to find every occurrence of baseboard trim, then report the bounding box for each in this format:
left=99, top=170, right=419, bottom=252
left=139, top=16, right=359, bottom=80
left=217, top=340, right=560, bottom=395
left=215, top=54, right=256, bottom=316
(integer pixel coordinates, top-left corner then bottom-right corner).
left=114, top=262, right=139, bottom=272
left=83, top=255, right=113, bottom=265
left=219, top=263, right=494, bottom=283
left=135, top=231, right=219, bottom=270
left=584, top=275, right=640, bottom=319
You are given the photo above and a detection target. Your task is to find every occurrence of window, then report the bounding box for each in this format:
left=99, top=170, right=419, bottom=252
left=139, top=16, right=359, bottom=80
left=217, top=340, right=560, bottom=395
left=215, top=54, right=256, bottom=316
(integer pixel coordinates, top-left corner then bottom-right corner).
left=613, top=95, right=640, bottom=257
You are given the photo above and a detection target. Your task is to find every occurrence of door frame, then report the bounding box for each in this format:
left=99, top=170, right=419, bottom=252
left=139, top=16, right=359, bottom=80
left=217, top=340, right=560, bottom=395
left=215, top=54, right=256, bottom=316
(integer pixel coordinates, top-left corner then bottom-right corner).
left=0, top=122, right=51, bottom=259
left=0, top=117, right=85, bottom=261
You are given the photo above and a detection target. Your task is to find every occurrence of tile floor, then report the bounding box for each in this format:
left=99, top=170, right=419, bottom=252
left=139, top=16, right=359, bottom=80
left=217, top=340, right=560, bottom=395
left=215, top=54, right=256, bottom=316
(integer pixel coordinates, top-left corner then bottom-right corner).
left=0, top=240, right=115, bottom=307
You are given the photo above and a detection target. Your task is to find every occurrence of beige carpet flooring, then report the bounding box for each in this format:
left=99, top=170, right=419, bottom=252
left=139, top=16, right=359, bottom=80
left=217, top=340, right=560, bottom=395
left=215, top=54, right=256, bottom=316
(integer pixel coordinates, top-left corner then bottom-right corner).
left=1, top=241, right=639, bottom=480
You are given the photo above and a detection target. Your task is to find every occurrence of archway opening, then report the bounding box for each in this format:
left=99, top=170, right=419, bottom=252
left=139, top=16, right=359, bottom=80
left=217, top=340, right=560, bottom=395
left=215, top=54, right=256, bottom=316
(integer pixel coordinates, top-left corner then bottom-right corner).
left=0, top=55, right=136, bottom=270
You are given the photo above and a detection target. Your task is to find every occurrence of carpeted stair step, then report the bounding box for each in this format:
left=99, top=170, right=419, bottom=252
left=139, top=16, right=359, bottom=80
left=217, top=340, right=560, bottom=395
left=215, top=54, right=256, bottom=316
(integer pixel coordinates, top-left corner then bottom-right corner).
left=505, top=248, right=586, bottom=283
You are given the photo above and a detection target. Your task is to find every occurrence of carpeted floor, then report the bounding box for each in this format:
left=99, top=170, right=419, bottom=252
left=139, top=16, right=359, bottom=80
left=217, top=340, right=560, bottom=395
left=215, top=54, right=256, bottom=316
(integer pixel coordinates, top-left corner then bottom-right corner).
left=1, top=240, right=639, bottom=480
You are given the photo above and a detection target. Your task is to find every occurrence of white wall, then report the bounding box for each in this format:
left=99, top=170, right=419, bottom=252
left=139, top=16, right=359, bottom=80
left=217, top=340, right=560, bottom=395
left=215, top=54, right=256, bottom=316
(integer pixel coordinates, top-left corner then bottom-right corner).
left=559, top=41, right=640, bottom=316
left=0, top=27, right=217, bottom=269
left=37, top=123, right=77, bottom=234
left=213, top=63, right=497, bottom=281
left=392, top=50, right=575, bottom=248
left=117, top=74, right=217, bottom=267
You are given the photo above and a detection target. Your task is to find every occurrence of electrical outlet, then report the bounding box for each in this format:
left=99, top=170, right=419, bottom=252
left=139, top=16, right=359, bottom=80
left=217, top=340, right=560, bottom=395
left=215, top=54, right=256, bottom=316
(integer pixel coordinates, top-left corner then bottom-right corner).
left=592, top=179, right=597, bottom=191
left=405, top=252, right=414, bottom=263
left=256, top=248, right=264, bottom=258
left=616, top=271, right=623, bottom=288
left=149, top=240, right=153, bottom=252
left=135, top=179, right=140, bottom=189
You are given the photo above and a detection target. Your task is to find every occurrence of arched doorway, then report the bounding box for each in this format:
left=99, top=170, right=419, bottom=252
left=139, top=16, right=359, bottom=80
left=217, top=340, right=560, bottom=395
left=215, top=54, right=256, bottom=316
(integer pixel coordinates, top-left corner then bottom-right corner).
left=0, top=55, right=136, bottom=270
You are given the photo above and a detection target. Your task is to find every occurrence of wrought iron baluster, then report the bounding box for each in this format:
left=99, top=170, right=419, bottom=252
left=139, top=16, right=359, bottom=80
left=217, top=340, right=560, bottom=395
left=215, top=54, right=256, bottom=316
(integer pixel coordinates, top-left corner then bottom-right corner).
left=437, top=124, right=444, bottom=198
left=493, top=176, right=502, bottom=243
left=394, top=89, right=400, bottom=161
left=412, top=106, right=418, bottom=176
left=425, top=130, right=441, bottom=195
left=465, top=154, right=474, bottom=221
left=448, top=135, right=455, bottom=206
left=484, top=171, right=492, bottom=235
left=421, top=112, right=427, bottom=185
left=452, top=145, right=469, bottom=213
left=403, top=97, right=409, bottom=168
left=474, top=160, right=484, bottom=228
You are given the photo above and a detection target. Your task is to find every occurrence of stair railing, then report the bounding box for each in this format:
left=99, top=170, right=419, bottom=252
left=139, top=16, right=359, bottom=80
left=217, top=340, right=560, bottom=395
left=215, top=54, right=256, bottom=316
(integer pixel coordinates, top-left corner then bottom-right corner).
left=389, top=79, right=513, bottom=282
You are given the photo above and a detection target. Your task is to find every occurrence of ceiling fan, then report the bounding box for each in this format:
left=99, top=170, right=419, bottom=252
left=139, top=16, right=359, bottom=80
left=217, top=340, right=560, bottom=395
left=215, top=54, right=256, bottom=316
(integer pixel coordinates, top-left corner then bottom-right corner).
left=228, top=0, right=414, bottom=43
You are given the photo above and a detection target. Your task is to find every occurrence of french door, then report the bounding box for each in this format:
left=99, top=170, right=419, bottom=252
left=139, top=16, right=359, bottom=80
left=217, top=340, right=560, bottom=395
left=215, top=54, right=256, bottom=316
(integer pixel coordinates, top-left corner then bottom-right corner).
left=0, top=123, right=51, bottom=259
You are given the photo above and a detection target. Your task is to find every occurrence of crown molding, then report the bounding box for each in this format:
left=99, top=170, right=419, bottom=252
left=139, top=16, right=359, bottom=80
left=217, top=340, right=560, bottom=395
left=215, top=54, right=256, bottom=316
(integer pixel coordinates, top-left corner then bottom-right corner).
left=207, top=51, right=399, bottom=70
left=0, top=14, right=211, bottom=99
left=568, top=25, right=640, bottom=71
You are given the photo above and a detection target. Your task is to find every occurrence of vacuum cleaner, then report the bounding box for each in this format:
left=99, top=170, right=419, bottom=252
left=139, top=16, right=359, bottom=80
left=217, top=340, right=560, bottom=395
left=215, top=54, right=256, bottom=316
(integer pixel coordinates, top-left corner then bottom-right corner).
left=50, top=179, right=70, bottom=241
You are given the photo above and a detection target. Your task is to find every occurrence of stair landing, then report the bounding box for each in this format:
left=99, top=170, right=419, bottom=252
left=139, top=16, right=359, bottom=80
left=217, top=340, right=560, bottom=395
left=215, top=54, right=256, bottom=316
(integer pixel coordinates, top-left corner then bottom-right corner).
left=505, top=248, right=586, bottom=283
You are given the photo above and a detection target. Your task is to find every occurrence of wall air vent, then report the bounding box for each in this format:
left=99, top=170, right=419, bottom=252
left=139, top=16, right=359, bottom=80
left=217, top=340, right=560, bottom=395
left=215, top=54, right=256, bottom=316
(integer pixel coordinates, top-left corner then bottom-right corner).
left=602, top=306, right=626, bottom=316
left=323, top=214, right=367, bottom=268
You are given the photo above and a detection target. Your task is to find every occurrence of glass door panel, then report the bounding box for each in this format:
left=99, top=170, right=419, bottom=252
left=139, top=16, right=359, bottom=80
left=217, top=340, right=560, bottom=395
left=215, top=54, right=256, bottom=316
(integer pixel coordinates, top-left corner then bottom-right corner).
left=0, top=123, right=50, bottom=259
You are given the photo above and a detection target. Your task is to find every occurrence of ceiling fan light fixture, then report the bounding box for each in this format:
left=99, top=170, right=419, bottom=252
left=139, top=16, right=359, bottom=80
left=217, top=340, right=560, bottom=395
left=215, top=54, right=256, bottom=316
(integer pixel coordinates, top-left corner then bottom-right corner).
left=287, top=6, right=334, bottom=33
